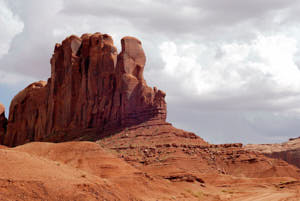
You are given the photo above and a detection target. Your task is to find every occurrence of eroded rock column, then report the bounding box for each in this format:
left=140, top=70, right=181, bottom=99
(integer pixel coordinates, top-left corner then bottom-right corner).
left=3, top=33, right=167, bottom=146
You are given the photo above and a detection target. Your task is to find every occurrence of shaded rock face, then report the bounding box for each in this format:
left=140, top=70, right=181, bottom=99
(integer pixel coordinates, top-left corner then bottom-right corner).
left=0, top=104, right=7, bottom=144
left=4, top=33, right=166, bottom=146
left=245, top=137, right=300, bottom=169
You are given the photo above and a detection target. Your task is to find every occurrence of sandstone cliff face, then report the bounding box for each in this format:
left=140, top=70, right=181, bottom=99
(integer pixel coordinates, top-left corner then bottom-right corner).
left=245, top=137, right=300, bottom=169
left=0, top=104, right=7, bottom=144
left=4, top=33, right=166, bottom=146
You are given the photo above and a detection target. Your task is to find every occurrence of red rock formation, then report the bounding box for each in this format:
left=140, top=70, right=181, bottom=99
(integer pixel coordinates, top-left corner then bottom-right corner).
left=98, top=124, right=300, bottom=180
left=1, top=140, right=300, bottom=200
left=4, top=81, right=48, bottom=146
left=0, top=103, right=7, bottom=144
left=245, top=138, right=300, bottom=169
left=4, top=33, right=166, bottom=146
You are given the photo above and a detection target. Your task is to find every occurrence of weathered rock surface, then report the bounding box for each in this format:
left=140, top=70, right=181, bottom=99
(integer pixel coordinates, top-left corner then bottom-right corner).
left=1, top=141, right=300, bottom=201
left=0, top=103, right=7, bottom=144
left=0, top=141, right=202, bottom=201
left=98, top=124, right=300, bottom=180
left=245, top=137, right=300, bottom=169
left=3, top=33, right=166, bottom=146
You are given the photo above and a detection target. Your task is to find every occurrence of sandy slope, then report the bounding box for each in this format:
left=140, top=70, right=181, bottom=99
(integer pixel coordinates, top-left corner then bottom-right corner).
left=0, top=141, right=202, bottom=200
left=0, top=142, right=133, bottom=200
left=0, top=140, right=300, bottom=201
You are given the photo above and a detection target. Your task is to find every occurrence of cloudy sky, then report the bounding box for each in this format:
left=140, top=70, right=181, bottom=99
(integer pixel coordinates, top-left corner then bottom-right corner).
left=1, top=0, right=300, bottom=144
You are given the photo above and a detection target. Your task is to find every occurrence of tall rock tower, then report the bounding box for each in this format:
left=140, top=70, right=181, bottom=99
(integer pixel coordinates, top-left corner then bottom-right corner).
left=3, top=33, right=167, bottom=146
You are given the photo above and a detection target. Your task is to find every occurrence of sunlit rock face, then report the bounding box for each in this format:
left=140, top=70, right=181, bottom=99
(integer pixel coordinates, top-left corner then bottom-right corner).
left=3, top=33, right=166, bottom=146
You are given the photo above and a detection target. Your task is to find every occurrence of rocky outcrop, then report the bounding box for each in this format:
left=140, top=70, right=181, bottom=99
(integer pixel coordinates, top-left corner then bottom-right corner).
left=4, top=33, right=166, bottom=146
left=4, top=81, right=48, bottom=146
left=98, top=124, right=300, bottom=180
left=245, top=137, right=300, bottom=169
left=0, top=104, right=7, bottom=144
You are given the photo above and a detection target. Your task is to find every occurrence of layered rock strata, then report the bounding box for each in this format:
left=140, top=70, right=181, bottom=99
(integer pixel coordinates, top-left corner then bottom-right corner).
left=3, top=33, right=166, bottom=146
left=98, top=124, right=300, bottom=180
left=245, top=137, right=300, bottom=169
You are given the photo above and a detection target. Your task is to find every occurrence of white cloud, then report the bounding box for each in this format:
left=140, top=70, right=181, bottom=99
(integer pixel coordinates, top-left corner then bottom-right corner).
left=0, top=70, right=34, bottom=85
left=160, top=34, right=300, bottom=99
left=0, top=0, right=23, bottom=58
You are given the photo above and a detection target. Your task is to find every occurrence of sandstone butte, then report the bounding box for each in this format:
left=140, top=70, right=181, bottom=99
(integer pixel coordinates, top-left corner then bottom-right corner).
left=1, top=33, right=166, bottom=146
left=0, top=33, right=300, bottom=200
